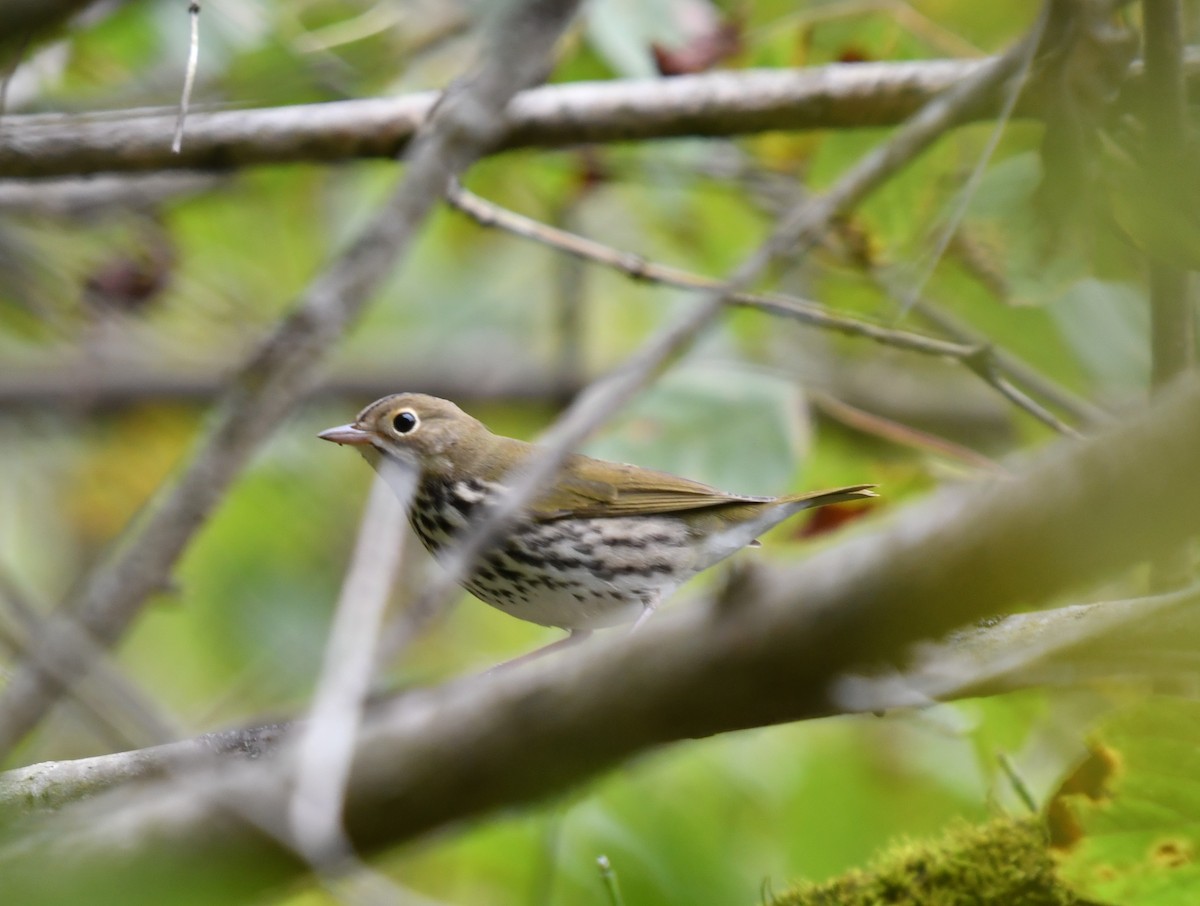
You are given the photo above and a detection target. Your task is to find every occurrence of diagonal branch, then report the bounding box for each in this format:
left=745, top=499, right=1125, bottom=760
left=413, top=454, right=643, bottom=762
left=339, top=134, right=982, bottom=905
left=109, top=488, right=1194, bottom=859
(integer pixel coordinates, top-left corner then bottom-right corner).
left=902, top=291, right=1112, bottom=428
left=0, top=0, right=585, bottom=762
left=445, top=181, right=1089, bottom=436
left=445, top=180, right=976, bottom=359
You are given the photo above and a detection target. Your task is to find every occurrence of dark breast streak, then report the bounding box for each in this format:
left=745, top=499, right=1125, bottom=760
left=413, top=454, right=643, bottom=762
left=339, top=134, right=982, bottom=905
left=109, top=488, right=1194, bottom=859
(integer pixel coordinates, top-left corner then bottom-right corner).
left=407, top=478, right=695, bottom=629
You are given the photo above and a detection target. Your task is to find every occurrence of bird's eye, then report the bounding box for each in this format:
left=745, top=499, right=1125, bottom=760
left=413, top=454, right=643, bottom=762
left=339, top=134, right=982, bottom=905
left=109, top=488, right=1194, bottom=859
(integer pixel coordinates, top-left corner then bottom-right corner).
left=392, top=410, right=419, bottom=434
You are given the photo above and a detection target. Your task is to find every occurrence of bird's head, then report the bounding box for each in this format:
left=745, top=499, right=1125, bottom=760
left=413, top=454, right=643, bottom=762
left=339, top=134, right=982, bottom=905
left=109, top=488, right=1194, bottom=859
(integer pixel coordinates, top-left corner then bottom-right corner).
left=318, top=393, right=494, bottom=480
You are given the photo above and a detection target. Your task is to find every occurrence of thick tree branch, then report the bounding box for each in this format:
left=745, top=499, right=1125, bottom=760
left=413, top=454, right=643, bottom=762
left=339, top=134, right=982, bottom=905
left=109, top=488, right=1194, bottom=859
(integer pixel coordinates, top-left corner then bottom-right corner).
left=0, top=52, right=1144, bottom=179
left=3, top=371, right=1200, bottom=905
left=6, top=584, right=1199, bottom=817
left=2, top=46, right=1193, bottom=179
left=0, top=62, right=993, bottom=177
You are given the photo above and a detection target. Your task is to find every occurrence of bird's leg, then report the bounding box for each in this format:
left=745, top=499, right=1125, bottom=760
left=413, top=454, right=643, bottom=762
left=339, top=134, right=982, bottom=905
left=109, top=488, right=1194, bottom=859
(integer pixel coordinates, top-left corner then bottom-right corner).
left=492, top=629, right=593, bottom=670
left=628, top=598, right=658, bottom=633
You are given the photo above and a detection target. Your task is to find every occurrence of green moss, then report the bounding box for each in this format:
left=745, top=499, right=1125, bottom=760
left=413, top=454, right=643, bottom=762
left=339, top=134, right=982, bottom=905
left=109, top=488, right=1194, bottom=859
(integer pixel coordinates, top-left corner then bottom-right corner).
left=772, top=817, right=1076, bottom=906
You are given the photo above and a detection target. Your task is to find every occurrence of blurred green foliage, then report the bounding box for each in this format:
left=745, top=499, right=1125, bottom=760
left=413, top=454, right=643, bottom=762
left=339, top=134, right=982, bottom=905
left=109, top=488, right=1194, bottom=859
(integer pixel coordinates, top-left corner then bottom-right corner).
left=0, top=0, right=1191, bottom=903
left=1055, top=698, right=1200, bottom=906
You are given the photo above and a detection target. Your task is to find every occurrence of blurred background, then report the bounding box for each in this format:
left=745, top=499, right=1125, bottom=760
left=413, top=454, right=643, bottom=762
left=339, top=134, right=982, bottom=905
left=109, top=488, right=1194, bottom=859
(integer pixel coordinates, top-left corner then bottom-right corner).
left=0, top=0, right=1192, bottom=902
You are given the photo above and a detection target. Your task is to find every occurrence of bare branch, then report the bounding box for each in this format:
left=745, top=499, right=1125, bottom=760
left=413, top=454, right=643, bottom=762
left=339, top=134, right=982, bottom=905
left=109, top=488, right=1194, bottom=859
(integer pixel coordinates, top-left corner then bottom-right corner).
left=902, top=291, right=1113, bottom=428
left=0, top=573, right=180, bottom=752
left=444, top=181, right=1095, bottom=437
left=809, top=392, right=1008, bottom=473
left=958, top=347, right=1085, bottom=438
left=892, top=3, right=1045, bottom=321
left=3, top=41, right=1194, bottom=179
left=15, top=585, right=1200, bottom=818
left=290, top=466, right=410, bottom=865
left=0, top=173, right=224, bottom=216
left=0, top=357, right=583, bottom=409
left=445, top=180, right=975, bottom=359
left=0, top=57, right=1086, bottom=179
left=170, top=2, right=202, bottom=154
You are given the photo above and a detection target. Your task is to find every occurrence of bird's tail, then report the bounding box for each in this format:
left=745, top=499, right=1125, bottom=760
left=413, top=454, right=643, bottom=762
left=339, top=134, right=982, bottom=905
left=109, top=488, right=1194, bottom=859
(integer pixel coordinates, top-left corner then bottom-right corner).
left=778, top=484, right=877, bottom=509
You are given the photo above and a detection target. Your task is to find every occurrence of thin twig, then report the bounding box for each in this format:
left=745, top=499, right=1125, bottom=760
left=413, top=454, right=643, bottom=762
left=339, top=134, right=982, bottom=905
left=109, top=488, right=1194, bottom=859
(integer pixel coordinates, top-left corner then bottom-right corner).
left=290, top=466, right=411, bottom=865
left=996, top=752, right=1039, bottom=814
left=902, top=291, right=1111, bottom=427
left=668, top=139, right=1111, bottom=432
left=809, top=391, right=1008, bottom=474
left=597, top=856, right=625, bottom=906
left=446, top=181, right=1088, bottom=437
left=0, top=172, right=223, bottom=216
left=552, top=198, right=588, bottom=406
left=960, top=348, right=1085, bottom=438
left=171, top=2, right=201, bottom=153
left=893, top=2, right=1046, bottom=320
left=445, top=180, right=975, bottom=360
left=0, top=0, right=585, bottom=762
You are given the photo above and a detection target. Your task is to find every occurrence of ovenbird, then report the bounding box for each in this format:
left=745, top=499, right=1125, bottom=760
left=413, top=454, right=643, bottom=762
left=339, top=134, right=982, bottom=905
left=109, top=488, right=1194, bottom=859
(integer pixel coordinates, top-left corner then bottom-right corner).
left=319, top=394, right=875, bottom=639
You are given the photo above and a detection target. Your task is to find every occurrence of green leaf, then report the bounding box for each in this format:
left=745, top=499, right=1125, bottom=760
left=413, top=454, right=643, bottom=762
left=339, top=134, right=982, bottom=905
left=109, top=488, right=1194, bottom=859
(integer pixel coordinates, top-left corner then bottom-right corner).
left=1048, top=279, right=1148, bottom=397
left=582, top=361, right=808, bottom=495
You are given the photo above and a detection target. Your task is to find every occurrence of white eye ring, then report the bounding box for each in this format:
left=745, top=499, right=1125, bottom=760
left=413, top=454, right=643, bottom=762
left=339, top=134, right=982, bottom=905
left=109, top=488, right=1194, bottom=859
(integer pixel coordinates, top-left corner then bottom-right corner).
left=391, top=409, right=419, bottom=434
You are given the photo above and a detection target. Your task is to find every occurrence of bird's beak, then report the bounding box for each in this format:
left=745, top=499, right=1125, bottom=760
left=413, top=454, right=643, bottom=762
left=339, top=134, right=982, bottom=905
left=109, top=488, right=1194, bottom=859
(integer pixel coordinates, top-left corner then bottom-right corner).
left=318, top=423, right=374, bottom=446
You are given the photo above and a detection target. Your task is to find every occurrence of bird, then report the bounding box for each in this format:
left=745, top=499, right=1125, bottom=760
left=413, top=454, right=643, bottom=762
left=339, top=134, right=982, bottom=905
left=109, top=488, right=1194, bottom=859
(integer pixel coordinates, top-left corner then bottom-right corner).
left=319, top=393, right=875, bottom=648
